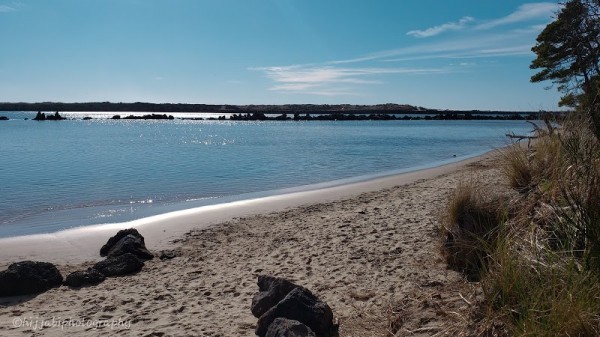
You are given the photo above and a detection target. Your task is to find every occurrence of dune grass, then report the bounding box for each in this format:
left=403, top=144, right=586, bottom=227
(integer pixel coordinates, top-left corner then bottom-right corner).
left=483, top=241, right=600, bottom=336
left=441, top=184, right=506, bottom=281
left=440, top=113, right=600, bottom=335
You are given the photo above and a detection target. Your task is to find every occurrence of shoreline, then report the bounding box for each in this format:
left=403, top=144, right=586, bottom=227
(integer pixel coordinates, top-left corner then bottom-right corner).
left=0, top=147, right=505, bottom=336
left=0, top=149, right=487, bottom=239
left=0, top=151, right=493, bottom=265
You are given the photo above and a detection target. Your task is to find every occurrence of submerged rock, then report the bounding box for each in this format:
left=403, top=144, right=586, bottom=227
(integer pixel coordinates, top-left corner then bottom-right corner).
left=0, top=261, right=63, bottom=297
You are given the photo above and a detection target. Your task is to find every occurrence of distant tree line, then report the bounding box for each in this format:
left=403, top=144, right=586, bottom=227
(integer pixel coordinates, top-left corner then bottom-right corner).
left=0, top=102, right=556, bottom=116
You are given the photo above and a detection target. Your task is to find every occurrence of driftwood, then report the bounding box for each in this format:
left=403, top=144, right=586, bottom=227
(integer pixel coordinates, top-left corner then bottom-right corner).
left=506, top=118, right=556, bottom=147
left=505, top=132, right=538, bottom=147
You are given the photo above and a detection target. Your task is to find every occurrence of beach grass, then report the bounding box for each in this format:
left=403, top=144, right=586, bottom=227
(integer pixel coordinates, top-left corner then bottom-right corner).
left=440, top=183, right=506, bottom=281
left=443, top=111, right=600, bottom=335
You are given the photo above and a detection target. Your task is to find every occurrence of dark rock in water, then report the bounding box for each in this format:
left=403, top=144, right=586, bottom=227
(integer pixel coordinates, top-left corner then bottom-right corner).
left=0, top=261, right=63, bottom=297
left=159, top=250, right=177, bottom=260
left=47, top=111, right=66, bottom=120
left=253, top=277, right=338, bottom=337
left=100, top=228, right=153, bottom=260
left=93, top=253, right=144, bottom=277
left=33, top=111, right=46, bottom=120
left=65, top=268, right=105, bottom=287
left=252, top=275, right=301, bottom=318
left=266, top=318, right=316, bottom=337
left=123, top=114, right=174, bottom=120
left=33, top=111, right=65, bottom=121
left=0, top=116, right=8, bottom=120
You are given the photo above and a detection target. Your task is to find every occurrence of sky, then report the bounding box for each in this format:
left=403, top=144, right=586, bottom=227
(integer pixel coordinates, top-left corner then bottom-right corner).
left=0, top=0, right=565, bottom=110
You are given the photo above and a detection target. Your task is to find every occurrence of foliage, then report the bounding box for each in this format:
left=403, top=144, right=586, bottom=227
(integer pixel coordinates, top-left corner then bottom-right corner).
left=530, top=0, right=600, bottom=106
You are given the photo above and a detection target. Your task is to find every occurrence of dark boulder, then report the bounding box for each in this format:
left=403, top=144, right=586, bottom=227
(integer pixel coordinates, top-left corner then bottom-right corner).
left=100, top=228, right=153, bottom=260
left=107, top=234, right=154, bottom=260
left=93, top=253, right=144, bottom=277
left=255, top=284, right=337, bottom=337
left=64, top=268, right=105, bottom=287
left=0, top=261, right=63, bottom=297
left=251, top=275, right=301, bottom=318
left=266, top=318, right=316, bottom=337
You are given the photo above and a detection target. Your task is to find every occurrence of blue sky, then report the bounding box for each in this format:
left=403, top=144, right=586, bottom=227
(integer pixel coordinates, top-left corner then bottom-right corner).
left=0, top=1, right=564, bottom=110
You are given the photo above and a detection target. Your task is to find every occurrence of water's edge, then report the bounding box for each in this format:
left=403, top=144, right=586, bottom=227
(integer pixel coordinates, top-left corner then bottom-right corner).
left=0, top=148, right=492, bottom=239
left=0, top=148, right=492, bottom=265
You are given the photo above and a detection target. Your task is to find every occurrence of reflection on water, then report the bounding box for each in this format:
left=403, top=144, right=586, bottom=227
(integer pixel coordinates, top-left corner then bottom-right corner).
left=0, top=112, right=533, bottom=237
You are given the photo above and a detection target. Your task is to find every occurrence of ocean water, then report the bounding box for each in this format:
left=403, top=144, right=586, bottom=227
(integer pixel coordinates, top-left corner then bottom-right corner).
left=0, top=111, right=533, bottom=237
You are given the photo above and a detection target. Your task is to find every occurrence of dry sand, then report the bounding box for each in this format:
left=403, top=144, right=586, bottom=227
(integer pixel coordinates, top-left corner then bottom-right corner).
left=0, top=152, right=505, bottom=337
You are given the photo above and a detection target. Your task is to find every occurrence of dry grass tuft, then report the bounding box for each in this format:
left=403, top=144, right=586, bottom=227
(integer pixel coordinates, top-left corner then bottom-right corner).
left=500, top=145, right=534, bottom=192
left=441, top=184, right=506, bottom=281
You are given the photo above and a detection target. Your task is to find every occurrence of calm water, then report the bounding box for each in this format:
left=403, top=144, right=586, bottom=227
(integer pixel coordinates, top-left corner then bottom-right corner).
left=0, top=111, right=532, bottom=237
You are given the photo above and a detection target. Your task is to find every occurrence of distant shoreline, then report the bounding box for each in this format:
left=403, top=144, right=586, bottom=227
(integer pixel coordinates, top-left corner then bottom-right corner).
left=3, top=110, right=555, bottom=121
left=0, top=102, right=562, bottom=115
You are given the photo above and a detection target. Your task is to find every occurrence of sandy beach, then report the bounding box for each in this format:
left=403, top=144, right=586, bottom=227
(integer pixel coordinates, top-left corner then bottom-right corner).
left=0, top=152, right=504, bottom=337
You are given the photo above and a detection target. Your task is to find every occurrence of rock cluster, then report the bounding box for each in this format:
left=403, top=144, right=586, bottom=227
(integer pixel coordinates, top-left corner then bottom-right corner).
left=65, top=228, right=153, bottom=287
left=0, top=228, right=154, bottom=297
left=251, top=275, right=338, bottom=337
left=33, top=111, right=66, bottom=120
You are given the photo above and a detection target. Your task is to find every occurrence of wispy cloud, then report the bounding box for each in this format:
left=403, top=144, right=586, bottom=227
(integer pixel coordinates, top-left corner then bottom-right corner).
left=334, top=2, right=556, bottom=66
left=0, top=5, right=15, bottom=12
left=379, top=38, right=536, bottom=63
left=252, top=65, right=445, bottom=94
left=476, top=3, right=560, bottom=30
left=407, top=16, right=474, bottom=38
left=252, top=2, right=559, bottom=97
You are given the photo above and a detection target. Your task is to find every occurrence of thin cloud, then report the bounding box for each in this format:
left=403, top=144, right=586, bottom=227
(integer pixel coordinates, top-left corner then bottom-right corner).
left=252, top=65, right=445, bottom=95
left=479, top=45, right=533, bottom=56
left=334, top=14, right=548, bottom=65
left=252, top=2, right=556, bottom=97
left=407, top=16, right=474, bottom=38
left=512, top=24, right=549, bottom=34
left=476, top=2, right=560, bottom=30
left=0, top=5, right=15, bottom=12
left=381, top=41, right=535, bottom=63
